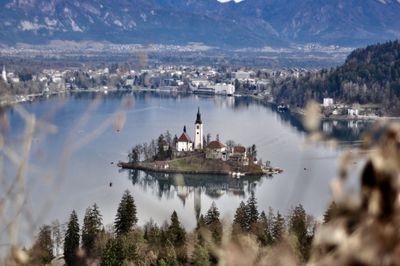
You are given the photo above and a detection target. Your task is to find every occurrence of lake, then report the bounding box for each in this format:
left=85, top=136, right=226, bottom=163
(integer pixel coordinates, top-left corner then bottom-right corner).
left=2, top=91, right=366, bottom=244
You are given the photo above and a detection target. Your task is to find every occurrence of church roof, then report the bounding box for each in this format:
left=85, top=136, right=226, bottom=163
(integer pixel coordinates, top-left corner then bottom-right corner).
left=195, top=107, right=202, bottom=124
left=178, top=132, right=192, bottom=143
left=233, top=146, right=246, bottom=154
left=207, top=141, right=225, bottom=149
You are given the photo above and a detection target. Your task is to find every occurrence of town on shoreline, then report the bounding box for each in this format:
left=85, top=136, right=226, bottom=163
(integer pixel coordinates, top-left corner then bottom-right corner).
left=118, top=108, right=282, bottom=177
left=1, top=62, right=393, bottom=120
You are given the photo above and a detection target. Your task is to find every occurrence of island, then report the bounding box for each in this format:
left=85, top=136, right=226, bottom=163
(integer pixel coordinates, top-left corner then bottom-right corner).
left=118, top=108, right=282, bottom=177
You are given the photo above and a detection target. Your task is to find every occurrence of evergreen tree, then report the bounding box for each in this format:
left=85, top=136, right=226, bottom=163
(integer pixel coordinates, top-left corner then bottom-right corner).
left=323, top=201, right=337, bottom=224
left=114, top=190, right=138, bottom=236
left=233, top=201, right=248, bottom=232
left=289, top=205, right=310, bottom=261
left=289, top=205, right=307, bottom=241
left=64, top=210, right=80, bottom=266
left=204, top=202, right=220, bottom=225
left=101, top=235, right=137, bottom=266
left=192, top=244, right=210, bottom=266
left=82, top=203, right=103, bottom=257
left=246, top=192, right=259, bottom=230
left=271, top=211, right=285, bottom=243
left=101, top=238, right=124, bottom=266
left=144, top=219, right=161, bottom=246
left=257, top=211, right=273, bottom=246
left=162, top=240, right=179, bottom=266
left=30, top=225, right=54, bottom=265
left=167, top=211, right=186, bottom=247
left=204, top=202, right=222, bottom=242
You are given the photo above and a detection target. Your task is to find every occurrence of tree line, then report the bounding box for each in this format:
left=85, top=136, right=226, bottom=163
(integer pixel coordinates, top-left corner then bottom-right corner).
left=28, top=190, right=336, bottom=265
left=272, top=40, right=400, bottom=115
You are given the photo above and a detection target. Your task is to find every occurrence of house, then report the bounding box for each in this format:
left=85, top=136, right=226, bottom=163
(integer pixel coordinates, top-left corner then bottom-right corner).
left=176, top=126, right=193, bottom=152
left=211, top=83, right=235, bottom=95
left=234, top=71, right=251, bottom=80
left=348, top=109, right=359, bottom=117
left=323, top=98, right=334, bottom=108
left=229, top=145, right=249, bottom=165
left=206, top=141, right=226, bottom=159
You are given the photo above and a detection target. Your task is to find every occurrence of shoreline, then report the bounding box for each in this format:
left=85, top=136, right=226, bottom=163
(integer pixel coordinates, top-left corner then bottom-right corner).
left=118, top=161, right=282, bottom=177
left=2, top=89, right=399, bottom=121
left=289, top=106, right=400, bottom=122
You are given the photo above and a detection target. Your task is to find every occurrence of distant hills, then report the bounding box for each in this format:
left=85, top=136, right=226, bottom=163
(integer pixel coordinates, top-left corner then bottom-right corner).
left=274, top=40, right=400, bottom=115
left=0, top=0, right=399, bottom=48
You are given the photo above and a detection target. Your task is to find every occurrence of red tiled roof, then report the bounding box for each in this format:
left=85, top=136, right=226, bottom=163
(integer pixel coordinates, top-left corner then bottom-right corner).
left=178, top=132, right=192, bottom=143
left=207, top=141, right=225, bottom=149
left=233, top=146, right=246, bottom=154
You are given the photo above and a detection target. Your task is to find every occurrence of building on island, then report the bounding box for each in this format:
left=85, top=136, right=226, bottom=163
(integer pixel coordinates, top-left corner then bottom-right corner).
left=176, top=126, right=193, bottom=152
left=194, top=108, right=203, bottom=150
left=229, top=145, right=249, bottom=166
left=176, top=108, right=204, bottom=152
left=323, top=98, right=334, bottom=108
left=205, top=140, right=226, bottom=159
left=2, top=66, right=7, bottom=82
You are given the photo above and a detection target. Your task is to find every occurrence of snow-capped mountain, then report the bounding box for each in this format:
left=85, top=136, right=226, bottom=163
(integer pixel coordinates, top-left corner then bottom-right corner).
left=0, top=0, right=399, bottom=47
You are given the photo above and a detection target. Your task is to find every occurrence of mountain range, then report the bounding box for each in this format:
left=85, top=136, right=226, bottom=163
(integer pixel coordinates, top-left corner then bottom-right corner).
left=0, top=0, right=399, bottom=48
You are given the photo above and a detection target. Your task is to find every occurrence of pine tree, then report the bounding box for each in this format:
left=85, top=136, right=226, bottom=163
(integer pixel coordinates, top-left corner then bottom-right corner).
left=101, top=238, right=124, bottom=266
left=64, top=210, right=80, bottom=266
left=29, top=225, right=54, bottom=265
left=246, top=192, right=259, bottom=230
left=289, top=205, right=307, bottom=241
left=289, top=205, right=309, bottom=260
left=167, top=211, right=186, bottom=247
left=114, top=190, right=138, bottom=236
left=271, top=211, right=285, bottom=243
left=82, top=203, right=103, bottom=257
left=163, top=240, right=179, bottom=266
left=204, top=202, right=220, bottom=225
left=257, top=211, right=273, bottom=246
left=233, top=201, right=248, bottom=232
left=101, top=235, right=137, bottom=266
left=204, top=202, right=222, bottom=242
left=323, top=201, right=337, bottom=224
left=192, top=244, right=210, bottom=266
left=144, top=219, right=161, bottom=246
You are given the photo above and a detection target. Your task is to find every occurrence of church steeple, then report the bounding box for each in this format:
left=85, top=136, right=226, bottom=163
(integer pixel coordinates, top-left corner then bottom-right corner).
left=195, top=107, right=202, bottom=124
left=194, top=107, right=203, bottom=150
left=2, top=66, right=6, bottom=82
left=183, top=125, right=186, bottom=133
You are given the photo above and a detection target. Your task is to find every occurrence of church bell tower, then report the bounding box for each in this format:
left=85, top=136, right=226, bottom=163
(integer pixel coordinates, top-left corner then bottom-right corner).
left=194, top=107, right=203, bottom=150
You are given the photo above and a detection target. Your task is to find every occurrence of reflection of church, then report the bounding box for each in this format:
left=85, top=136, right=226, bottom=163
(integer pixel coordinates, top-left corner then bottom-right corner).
left=127, top=170, right=264, bottom=222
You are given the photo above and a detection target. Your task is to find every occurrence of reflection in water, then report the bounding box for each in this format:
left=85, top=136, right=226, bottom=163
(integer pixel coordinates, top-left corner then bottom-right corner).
left=126, top=169, right=268, bottom=221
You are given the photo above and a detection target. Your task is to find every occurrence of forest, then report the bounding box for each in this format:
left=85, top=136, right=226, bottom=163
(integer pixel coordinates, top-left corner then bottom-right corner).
left=24, top=190, right=332, bottom=266
left=273, top=40, right=400, bottom=115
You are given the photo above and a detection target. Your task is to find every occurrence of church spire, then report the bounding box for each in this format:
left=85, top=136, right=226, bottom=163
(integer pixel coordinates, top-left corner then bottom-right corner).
left=183, top=125, right=186, bottom=133
left=195, top=107, right=202, bottom=124
left=2, top=66, right=6, bottom=82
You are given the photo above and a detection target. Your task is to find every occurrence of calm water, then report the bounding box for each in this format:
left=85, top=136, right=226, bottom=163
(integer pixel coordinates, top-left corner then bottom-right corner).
left=3, top=92, right=366, bottom=243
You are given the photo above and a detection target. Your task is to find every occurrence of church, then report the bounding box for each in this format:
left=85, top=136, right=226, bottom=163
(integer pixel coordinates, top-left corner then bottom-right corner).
left=176, top=108, right=203, bottom=152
